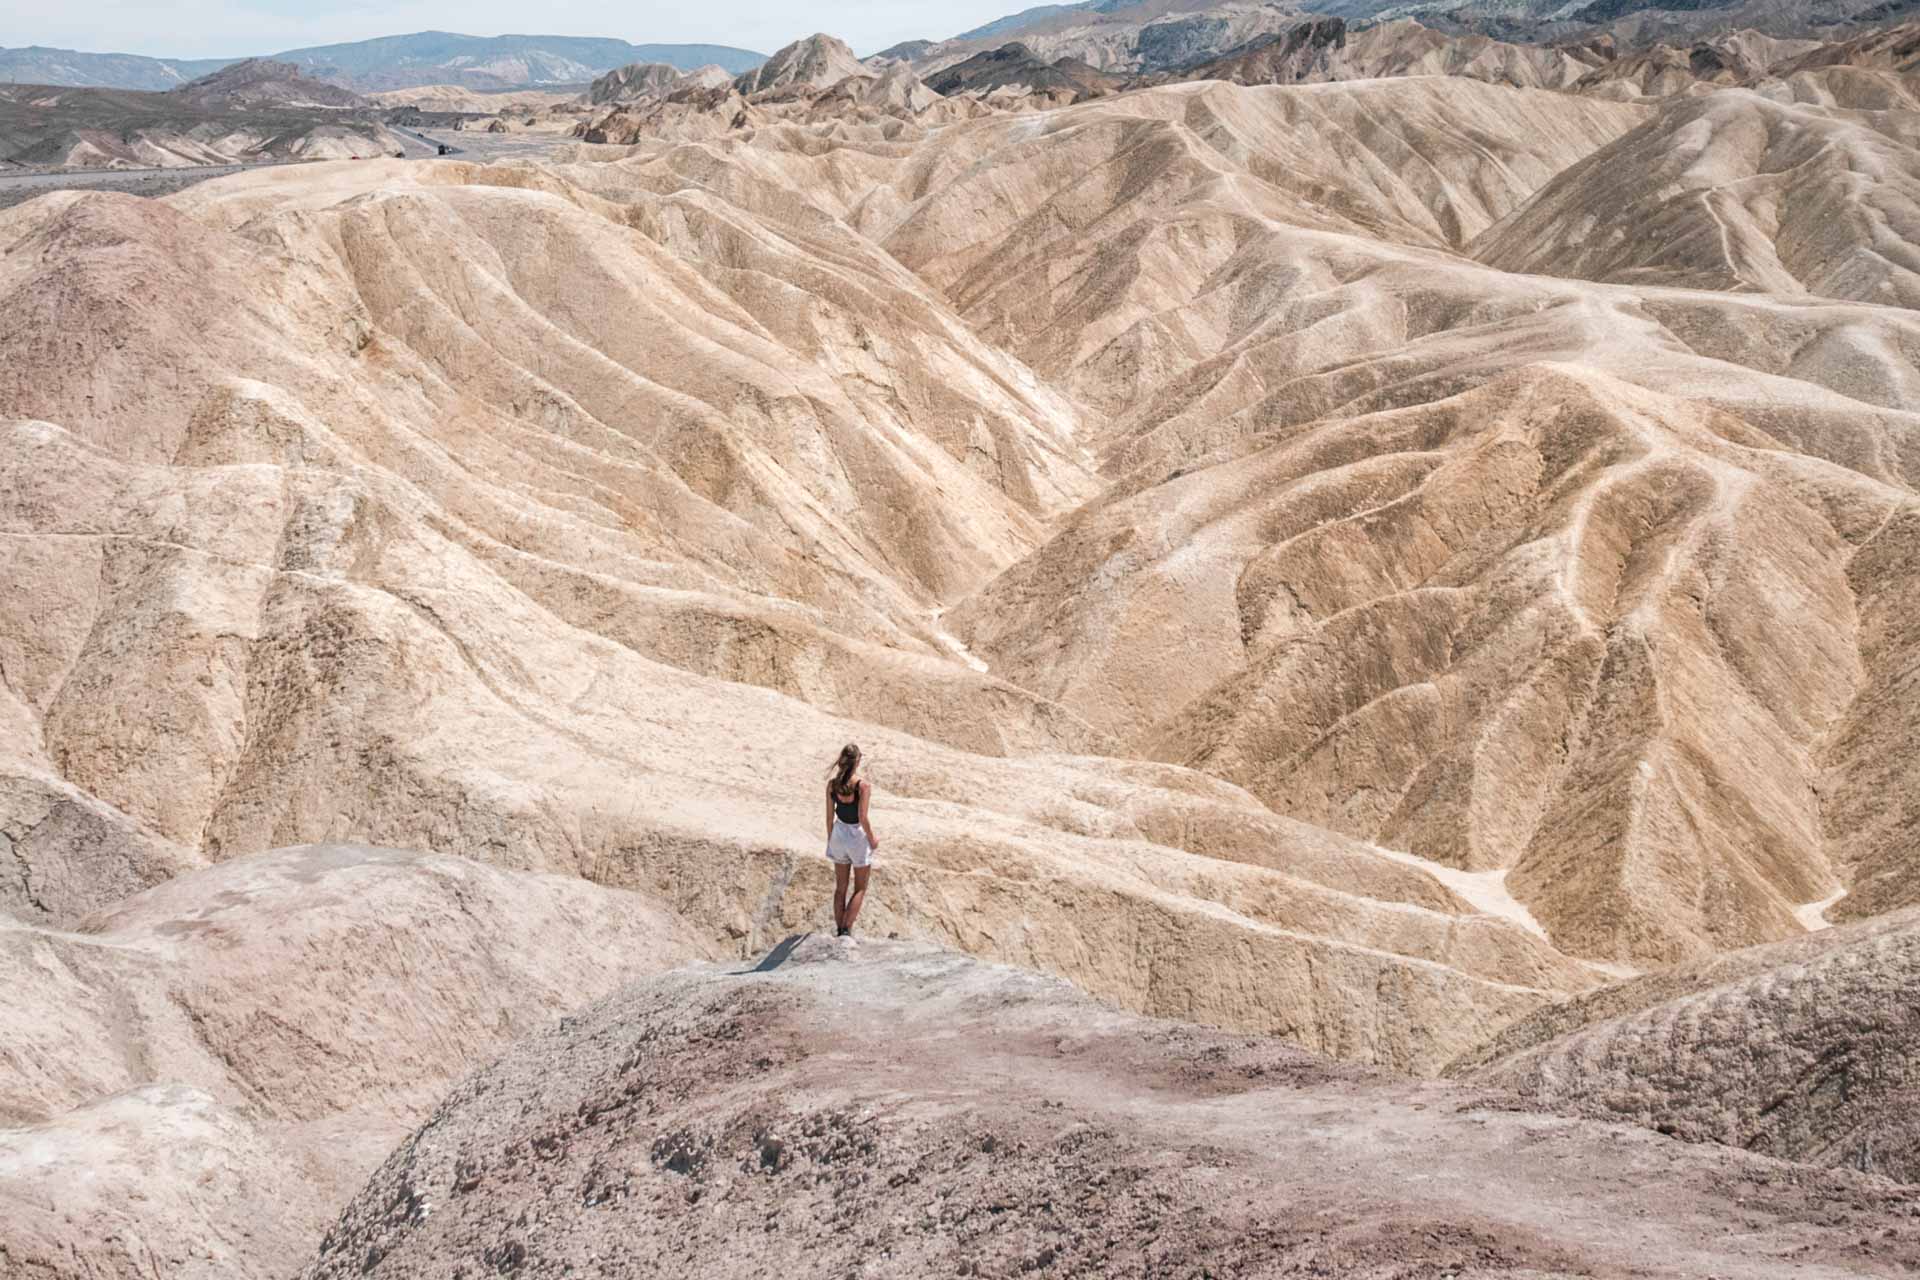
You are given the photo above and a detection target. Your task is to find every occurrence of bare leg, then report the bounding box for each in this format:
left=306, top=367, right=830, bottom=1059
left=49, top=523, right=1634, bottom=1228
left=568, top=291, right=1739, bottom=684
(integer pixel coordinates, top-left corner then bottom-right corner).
left=833, top=863, right=851, bottom=932
left=843, top=866, right=871, bottom=933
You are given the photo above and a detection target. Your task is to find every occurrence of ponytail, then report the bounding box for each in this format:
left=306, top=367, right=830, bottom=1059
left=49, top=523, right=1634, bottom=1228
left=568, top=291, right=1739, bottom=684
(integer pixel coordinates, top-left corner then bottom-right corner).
left=828, top=743, right=860, bottom=795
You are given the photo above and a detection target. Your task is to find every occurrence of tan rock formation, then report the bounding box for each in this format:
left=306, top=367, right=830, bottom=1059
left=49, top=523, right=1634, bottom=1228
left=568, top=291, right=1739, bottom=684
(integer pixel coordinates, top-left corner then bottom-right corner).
left=170, top=58, right=366, bottom=110
left=4, top=61, right=1920, bottom=1279
left=901, top=0, right=1314, bottom=77
left=585, top=61, right=685, bottom=104
left=577, top=38, right=952, bottom=145
left=1569, top=38, right=1770, bottom=97
left=732, top=33, right=869, bottom=96
left=6, top=67, right=1918, bottom=1027
left=367, top=85, right=579, bottom=114
left=0, top=143, right=1598, bottom=1077
left=1472, top=89, right=1920, bottom=307
left=0, top=844, right=709, bottom=1278
left=1754, top=65, right=1920, bottom=110
left=0, top=83, right=402, bottom=169
left=878, top=78, right=1650, bottom=415
left=1180, top=17, right=1597, bottom=89
left=1767, top=20, right=1920, bottom=75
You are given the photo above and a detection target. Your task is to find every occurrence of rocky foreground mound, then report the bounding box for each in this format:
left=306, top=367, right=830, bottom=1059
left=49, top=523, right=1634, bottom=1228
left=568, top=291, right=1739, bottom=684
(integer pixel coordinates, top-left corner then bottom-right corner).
left=307, top=937, right=1920, bottom=1279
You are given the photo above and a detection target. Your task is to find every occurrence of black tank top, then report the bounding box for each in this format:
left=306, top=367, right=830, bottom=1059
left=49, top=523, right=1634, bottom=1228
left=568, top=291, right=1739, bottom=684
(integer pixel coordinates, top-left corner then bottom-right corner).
left=832, top=782, right=861, bottom=824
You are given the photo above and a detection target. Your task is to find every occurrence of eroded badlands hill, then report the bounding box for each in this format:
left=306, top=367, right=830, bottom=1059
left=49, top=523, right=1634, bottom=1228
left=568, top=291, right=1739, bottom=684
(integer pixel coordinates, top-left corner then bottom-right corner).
left=0, top=83, right=400, bottom=169
left=3, top=107, right=1643, bottom=1082
left=1454, top=908, right=1920, bottom=1183
left=1473, top=88, right=1920, bottom=304
left=0, top=844, right=711, bottom=1278
left=4, top=71, right=1918, bottom=1047
left=4, top=63, right=1920, bottom=1280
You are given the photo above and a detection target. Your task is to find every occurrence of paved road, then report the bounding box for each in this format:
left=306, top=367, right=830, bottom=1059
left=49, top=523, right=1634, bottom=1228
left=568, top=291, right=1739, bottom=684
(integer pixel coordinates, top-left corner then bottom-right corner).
left=0, top=161, right=249, bottom=192
left=391, top=127, right=456, bottom=157
left=395, top=126, right=570, bottom=163
left=0, top=161, right=279, bottom=210
left=0, top=128, right=566, bottom=212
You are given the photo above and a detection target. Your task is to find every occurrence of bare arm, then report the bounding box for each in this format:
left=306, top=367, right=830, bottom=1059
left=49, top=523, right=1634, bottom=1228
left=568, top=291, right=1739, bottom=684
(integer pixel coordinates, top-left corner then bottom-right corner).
left=825, top=786, right=834, bottom=842
left=859, top=780, right=878, bottom=850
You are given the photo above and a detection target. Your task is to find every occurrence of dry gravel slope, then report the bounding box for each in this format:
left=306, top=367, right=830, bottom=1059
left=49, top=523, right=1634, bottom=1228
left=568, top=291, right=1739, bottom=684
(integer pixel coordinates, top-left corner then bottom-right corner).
left=305, top=936, right=1920, bottom=1279
left=1452, top=908, right=1920, bottom=1183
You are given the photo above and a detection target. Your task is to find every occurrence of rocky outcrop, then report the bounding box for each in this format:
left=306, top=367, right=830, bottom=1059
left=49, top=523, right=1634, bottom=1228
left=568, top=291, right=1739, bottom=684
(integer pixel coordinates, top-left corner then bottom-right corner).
left=1173, top=17, right=1597, bottom=89
left=585, top=60, right=684, bottom=104
left=170, top=57, right=366, bottom=109
left=576, top=36, right=953, bottom=140
left=0, top=82, right=399, bottom=168
left=902, top=0, right=1316, bottom=76
left=305, top=938, right=1920, bottom=1279
left=732, top=33, right=868, bottom=95
left=925, top=42, right=1127, bottom=100
left=1175, top=17, right=1349, bottom=83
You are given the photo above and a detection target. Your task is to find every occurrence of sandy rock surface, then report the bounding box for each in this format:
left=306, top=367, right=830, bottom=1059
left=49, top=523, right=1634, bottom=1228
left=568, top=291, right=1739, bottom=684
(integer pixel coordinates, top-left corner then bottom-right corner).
left=0, top=115, right=1617, bottom=1077
left=3, top=48, right=1920, bottom=1280
left=0, top=844, right=709, bottom=1278
left=307, top=936, right=1920, bottom=1279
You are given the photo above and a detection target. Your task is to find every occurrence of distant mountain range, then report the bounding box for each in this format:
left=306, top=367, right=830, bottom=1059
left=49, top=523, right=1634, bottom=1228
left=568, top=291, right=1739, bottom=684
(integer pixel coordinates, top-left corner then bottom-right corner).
left=949, top=0, right=1132, bottom=43
left=893, top=0, right=1918, bottom=70
left=7, top=0, right=1915, bottom=97
left=1300, top=0, right=1908, bottom=43
left=267, top=32, right=765, bottom=90
left=0, top=32, right=764, bottom=92
left=0, top=47, right=228, bottom=90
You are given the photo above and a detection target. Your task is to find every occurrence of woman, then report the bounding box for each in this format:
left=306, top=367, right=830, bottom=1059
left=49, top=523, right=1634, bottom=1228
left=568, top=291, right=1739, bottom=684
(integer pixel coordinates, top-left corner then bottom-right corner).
left=824, top=743, right=879, bottom=941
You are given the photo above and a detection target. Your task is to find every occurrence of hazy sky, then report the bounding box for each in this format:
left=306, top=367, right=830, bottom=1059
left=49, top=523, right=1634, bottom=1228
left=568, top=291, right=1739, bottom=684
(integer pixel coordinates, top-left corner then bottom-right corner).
left=0, top=0, right=1026, bottom=59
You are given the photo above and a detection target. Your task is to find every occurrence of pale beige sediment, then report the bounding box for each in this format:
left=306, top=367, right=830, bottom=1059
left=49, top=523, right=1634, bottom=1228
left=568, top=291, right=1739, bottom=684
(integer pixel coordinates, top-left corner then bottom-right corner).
left=0, top=843, right=709, bottom=1278
left=1, top=66, right=1919, bottom=1280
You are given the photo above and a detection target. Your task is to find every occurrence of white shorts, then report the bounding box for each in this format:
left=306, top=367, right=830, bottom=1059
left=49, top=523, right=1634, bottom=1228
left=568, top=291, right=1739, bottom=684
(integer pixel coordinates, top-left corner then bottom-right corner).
left=826, top=819, right=872, bottom=868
